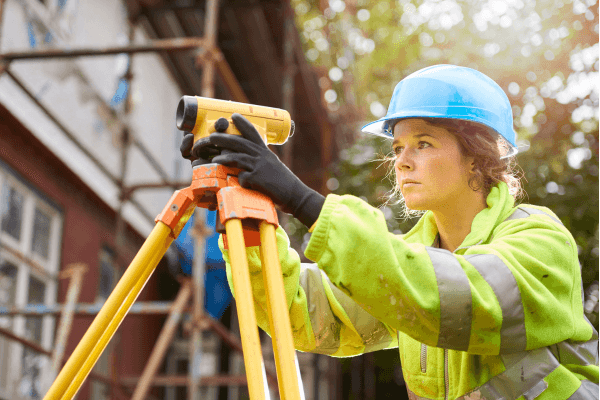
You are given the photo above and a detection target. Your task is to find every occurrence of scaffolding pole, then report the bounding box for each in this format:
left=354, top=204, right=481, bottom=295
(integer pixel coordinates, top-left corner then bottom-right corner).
left=123, top=374, right=249, bottom=387
left=47, top=264, right=87, bottom=392
left=190, top=209, right=210, bottom=400
left=109, top=19, right=137, bottom=399
left=0, top=325, right=52, bottom=356
left=282, top=3, right=297, bottom=168
left=0, top=0, right=5, bottom=42
left=131, top=279, right=192, bottom=400
left=200, top=0, right=220, bottom=99
left=0, top=37, right=206, bottom=61
left=279, top=2, right=297, bottom=232
left=190, top=1, right=220, bottom=398
left=115, top=17, right=136, bottom=262
left=0, top=302, right=185, bottom=316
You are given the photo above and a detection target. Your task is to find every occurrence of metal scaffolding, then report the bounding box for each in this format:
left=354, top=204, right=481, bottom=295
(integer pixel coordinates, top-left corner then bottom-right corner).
left=0, top=0, right=308, bottom=398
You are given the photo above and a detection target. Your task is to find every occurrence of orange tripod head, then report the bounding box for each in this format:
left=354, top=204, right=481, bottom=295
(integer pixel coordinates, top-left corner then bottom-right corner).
left=176, top=96, right=295, bottom=159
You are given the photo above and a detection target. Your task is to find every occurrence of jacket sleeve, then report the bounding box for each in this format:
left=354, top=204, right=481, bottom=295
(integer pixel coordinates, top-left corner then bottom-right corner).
left=218, top=225, right=398, bottom=357
left=304, top=194, right=592, bottom=355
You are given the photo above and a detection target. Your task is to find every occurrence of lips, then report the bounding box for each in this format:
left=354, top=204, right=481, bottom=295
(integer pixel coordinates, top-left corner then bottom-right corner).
left=401, top=179, right=420, bottom=188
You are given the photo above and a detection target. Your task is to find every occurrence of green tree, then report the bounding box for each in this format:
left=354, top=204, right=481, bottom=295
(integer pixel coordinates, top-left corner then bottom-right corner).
left=290, top=0, right=599, bottom=296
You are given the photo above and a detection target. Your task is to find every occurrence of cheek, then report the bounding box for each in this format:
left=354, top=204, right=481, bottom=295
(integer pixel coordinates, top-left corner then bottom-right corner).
left=423, top=155, right=467, bottom=190
left=421, top=154, right=444, bottom=176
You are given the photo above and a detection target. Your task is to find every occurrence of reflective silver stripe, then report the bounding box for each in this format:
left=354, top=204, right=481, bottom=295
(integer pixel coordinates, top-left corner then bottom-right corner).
left=567, top=380, right=599, bottom=400
left=476, top=347, right=560, bottom=399
left=550, top=334, right=599, bottom=366
left=504, top=207, right=564, bottom=226
left=298, top=264, right=340, bottom=355
left=408, top=347, right=585, bottom=400
left=410, top=347, right=563, bottom=400
left=323, top=272, right=394, bottom=353
left=426, top=247, right=473, bottom=351
left=465, top=253, right=526, bottom=353
left=522, top=379, right=548, bottom=400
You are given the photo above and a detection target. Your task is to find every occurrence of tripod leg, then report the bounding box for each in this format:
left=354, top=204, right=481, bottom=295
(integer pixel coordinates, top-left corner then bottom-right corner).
left=44, top=222, right=174, bottom=400
left=64, top=254, right=163, bottom=399
left=259, top=221, right=301, bottom=400
left=225, top=218, right=267, bottom=400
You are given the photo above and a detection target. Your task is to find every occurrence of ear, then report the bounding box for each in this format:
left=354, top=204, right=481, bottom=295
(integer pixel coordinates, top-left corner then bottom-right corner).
left=465, top=156, right=476, bottom=173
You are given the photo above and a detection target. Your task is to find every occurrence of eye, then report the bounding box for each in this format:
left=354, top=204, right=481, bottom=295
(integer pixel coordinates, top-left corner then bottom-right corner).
left=393, top=141, right=430, bottom=155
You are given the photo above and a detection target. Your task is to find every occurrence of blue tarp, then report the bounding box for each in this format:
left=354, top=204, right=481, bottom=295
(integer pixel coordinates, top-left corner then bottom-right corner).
left=174, top=210, right=231, bottom=319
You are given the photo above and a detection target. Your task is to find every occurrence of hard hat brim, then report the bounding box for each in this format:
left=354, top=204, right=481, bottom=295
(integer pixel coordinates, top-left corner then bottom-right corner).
left=361, top=114, right=519, bottom=158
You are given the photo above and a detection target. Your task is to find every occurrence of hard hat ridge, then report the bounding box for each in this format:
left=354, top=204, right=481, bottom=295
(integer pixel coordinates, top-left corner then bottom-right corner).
left=361, top=64, right=518, bottom=158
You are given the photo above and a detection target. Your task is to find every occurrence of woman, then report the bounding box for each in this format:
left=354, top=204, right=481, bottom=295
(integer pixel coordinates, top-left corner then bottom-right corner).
left=181, top=65, right=598, bottom=399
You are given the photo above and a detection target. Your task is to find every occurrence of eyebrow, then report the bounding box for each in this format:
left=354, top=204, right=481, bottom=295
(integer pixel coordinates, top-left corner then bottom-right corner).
left=392, top=133, right=435, bottom=146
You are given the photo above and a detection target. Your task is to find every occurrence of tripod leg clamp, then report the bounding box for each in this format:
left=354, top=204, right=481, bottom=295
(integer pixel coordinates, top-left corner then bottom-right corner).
left=217, top=185, right=279, bottom=249
left=155, top=188, right=196, bottom=239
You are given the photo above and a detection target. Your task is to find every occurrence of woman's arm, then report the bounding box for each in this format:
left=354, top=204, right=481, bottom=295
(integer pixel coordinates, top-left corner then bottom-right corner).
left=219, top=225, right=398, bottom=356
left=304, top=194, right=593, bottom=355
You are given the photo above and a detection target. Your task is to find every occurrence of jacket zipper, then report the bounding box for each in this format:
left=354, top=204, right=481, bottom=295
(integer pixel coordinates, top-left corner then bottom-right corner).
left=444, top=348, right=449, bottom=400
left=421, top=345, right=448, bottom=398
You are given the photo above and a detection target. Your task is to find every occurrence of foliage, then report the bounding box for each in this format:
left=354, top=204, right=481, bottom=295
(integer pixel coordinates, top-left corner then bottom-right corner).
left=289, top=0, right=599, bottom=295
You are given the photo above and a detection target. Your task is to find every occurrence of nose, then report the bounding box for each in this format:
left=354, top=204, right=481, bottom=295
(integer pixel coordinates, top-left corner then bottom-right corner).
left=395, top=148, right=413, bottom=171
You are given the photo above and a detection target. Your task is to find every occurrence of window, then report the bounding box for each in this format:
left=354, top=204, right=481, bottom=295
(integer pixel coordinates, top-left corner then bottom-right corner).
left=1, top=182, right=24, bottom=241
left=25, top=276, right=46, bottom=344
left=96, top=247, right=118, bottom=302
left=0, top=168, right=62, bottom=399
left=91, top=247, right=119, bottom=400
left=21, top=276, right=46, bottom=399
left=31, top=208, right=51, bottom=260
left=0, top=262, right=18, bottom=391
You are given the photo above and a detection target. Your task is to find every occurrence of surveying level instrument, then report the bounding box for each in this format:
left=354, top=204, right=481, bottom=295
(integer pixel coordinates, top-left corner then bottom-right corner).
left=177, top=95, right=295, bottom=161
left=45, top=96, right=301, bottom=400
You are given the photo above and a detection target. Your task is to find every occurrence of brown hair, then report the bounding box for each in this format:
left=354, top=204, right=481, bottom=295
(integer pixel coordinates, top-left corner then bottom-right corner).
left=378, top=118, right=524, bottom=219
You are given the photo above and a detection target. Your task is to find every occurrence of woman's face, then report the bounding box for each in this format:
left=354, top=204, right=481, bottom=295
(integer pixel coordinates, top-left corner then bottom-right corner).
left=393, top=119, right=475, bottom=212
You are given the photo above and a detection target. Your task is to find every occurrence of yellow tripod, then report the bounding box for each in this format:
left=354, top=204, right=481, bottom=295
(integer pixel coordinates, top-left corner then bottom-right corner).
left=44, top=163, right=301, bottom=400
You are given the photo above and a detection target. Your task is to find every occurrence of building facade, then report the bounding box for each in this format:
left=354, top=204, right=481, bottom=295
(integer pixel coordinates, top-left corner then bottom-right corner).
left=0, top=0, right=340, bottom=399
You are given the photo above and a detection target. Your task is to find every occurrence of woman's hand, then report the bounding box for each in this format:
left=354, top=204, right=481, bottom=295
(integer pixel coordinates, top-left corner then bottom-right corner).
left=180, top=113, right=324, bottom=228
left=179, top=118, right=229, bottom=166
left=211, top=113, right=324, bottom=228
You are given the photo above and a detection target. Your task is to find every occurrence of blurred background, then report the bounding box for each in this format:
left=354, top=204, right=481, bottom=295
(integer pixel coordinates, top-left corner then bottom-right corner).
left=0, top=0, right=597, bottom=399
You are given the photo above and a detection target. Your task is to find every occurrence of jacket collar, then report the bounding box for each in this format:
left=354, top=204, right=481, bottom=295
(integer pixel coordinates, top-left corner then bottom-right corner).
left=402, top=182, right=515, bottom=251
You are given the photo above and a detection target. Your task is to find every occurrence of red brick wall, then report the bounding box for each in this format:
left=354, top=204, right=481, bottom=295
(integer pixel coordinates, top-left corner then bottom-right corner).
left=0, top=104, right=175, bottom=397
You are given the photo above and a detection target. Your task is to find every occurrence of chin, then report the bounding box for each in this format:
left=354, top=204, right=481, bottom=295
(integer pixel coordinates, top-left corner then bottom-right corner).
left=403, top=196, right=429, bottom=211
left=405, top=203, right=428, bottom=212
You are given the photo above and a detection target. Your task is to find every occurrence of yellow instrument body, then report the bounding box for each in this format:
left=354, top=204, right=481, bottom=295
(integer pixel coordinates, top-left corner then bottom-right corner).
left=178, top=95, right=293, bottom=146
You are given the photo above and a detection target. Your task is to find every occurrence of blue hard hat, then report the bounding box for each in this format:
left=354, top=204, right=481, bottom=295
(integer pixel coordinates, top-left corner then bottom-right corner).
left=361, top=65, right=518, bottom=157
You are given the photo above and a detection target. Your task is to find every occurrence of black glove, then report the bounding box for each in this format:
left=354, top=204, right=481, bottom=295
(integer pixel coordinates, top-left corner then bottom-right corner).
left=180, top=117, right=230, bottom=167
left=205, top=113, right=325, bottom=229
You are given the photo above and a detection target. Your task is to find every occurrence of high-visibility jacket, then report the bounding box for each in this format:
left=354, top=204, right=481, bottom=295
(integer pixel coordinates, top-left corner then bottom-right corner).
left=218, top=182, right=599, bottom=399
